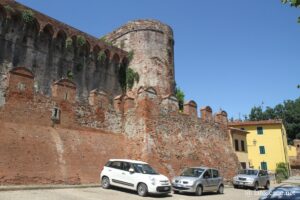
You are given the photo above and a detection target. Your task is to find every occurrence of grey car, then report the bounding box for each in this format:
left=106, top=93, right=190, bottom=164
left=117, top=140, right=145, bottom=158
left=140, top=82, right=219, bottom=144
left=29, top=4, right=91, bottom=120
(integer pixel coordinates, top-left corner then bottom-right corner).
left=233, top=169, right=270, bottom=190
left=171, top=167, right=224, bottom=196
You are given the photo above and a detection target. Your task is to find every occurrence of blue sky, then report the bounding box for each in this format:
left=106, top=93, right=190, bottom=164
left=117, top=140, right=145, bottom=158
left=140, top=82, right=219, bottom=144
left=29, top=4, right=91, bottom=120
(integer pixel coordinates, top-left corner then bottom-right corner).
left=17, top=0, right=300, bottom=119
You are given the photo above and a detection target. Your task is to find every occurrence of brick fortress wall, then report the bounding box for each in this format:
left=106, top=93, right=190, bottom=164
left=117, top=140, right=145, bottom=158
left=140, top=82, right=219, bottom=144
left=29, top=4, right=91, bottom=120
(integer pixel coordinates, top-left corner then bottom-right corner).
left=0, top=1, right=240, bottom=185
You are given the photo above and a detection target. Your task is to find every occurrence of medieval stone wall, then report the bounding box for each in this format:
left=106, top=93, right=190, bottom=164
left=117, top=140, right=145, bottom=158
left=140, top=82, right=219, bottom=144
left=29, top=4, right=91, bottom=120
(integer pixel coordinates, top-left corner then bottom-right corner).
left=0, top=0, right=128, bottom=103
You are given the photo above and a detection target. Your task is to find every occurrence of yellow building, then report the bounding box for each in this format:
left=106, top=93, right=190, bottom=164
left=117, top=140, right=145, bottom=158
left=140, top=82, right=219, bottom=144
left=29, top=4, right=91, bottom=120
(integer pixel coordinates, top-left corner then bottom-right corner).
left=229, top=120, right=290, bottom=173
left=228, top=127, right=249, bottom=169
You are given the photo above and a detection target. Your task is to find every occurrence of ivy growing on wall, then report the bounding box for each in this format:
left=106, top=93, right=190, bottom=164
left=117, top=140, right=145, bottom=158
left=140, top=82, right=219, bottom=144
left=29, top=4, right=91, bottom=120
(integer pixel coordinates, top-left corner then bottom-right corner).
left=67, top=70, right=73, bottom=80
left=99, top=36, right=114, bottom=47
left=4, top=5, right=15, bottom=13
left=65, top=37, right=73, bottom=49
left=22, top=9, right=35, bottom=24
left=76, top=35, right=86, bottom=47
left=97, top=51, right=106, bottom=63
left=126, top=68, right=139, bottom=90
left=127, top=50, right=134, bottom=63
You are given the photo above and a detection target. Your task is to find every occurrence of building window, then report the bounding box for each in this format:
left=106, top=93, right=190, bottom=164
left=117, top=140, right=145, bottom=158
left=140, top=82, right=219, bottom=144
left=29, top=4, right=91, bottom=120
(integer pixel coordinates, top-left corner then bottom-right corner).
left=257, top=127, right=263, bottom=135
left=259, top=146, right=266, bottom=154
left=261, top=162, right=268, bottom=170
left=235, top=139, right=239, bottom=151
left=241, top=140, right=245, bottom=152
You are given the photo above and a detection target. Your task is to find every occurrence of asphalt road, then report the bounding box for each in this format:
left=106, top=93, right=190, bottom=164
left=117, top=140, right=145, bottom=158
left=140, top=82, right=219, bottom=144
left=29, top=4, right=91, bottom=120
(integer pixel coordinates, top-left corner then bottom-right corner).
left=0, top=186, right=268, bottom=200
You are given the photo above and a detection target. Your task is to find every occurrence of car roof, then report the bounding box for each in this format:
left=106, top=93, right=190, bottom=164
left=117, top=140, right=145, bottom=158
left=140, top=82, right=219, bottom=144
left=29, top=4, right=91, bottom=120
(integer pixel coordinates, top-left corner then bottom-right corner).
left=190, top=166, right=216, bottom=170
left=109, top=159, right=148, bottom=164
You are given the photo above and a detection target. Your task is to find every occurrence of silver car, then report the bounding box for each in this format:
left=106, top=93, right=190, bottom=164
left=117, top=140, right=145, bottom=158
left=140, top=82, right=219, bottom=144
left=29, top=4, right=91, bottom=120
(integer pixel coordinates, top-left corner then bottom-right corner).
left=171, top=167, right=224, bottom=196
left=233, top=169, right=270, bottom=190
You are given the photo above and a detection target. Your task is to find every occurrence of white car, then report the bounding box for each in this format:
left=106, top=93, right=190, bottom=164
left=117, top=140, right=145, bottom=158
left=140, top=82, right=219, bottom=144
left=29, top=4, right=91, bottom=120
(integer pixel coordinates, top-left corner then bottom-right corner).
left=100, top=159, right=171, bottom=197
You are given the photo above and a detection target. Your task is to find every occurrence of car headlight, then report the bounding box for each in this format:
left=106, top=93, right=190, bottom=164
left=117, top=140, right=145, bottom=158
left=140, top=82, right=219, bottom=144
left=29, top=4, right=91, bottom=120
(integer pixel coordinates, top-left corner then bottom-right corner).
left=149, top=177, right=156, bottom=185
left=246, top=178, right=254, bottom=182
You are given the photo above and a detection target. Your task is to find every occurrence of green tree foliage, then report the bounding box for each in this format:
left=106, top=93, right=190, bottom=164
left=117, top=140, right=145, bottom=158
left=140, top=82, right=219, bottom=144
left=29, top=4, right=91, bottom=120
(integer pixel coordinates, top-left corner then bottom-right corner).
left=281, top=0, right=300, bottom=22
left=248, top=97, right=300, bottom=140
left=175, top=87, right=185, bottom=111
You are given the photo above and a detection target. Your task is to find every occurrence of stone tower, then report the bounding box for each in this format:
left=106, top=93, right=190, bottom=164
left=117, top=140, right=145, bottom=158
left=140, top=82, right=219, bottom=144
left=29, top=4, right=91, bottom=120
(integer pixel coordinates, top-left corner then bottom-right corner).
left=105, top=19, right=176, bottom=96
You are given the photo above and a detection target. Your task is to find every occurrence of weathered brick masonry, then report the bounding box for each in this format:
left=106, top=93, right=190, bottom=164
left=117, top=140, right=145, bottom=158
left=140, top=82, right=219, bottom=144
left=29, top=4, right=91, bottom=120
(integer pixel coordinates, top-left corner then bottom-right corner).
left=0, top=0, right=240, bottom=185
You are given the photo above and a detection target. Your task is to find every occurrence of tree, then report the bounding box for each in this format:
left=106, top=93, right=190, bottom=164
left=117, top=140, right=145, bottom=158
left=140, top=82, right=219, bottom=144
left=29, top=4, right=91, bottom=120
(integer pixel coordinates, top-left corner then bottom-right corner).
left=248, top=97, right=300, bottom=140
left=249, top=106, right=265, bottom=121
left=281, top=0, right=300, bottom=22
left=175, top=87, right=185, bottom=111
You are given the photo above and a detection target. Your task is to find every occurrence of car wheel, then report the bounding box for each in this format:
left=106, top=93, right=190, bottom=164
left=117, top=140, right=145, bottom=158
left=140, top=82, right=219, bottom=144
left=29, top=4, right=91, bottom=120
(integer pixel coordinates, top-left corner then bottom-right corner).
left=195, top=185, right=203, bottom=196
left=217, top=185, right=224, bottom=194
left=233, top=185, right=238, bottom=189
left=101, top=176, right=110, bottom=189
left=264, top=181, right=270, bottom=190
left=253, top=182, right=259, bottom=191
left=137, top=183, right=148, bottom=197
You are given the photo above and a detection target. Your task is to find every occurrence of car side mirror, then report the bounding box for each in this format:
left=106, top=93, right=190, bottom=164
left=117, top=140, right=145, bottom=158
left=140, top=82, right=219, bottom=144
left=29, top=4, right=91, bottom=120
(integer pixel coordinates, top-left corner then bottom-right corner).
left=129, top=168, right=134, bottom=174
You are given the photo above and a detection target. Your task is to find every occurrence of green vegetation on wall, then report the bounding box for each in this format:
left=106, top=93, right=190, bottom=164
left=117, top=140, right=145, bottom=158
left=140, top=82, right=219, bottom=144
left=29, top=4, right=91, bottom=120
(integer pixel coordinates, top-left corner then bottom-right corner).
left=4, top=5, right=15, bottom=13
left=76, top=35, right=86, bottom=47
left=175, top=87, right=185, bottom=111
left=126, top=68, right=139, bottom=90
left=65, top=37, right=73, bottom=49
left=97, top=51, right=106, bottom=63
left=22, top=9, right=35, bottom=24
left=127, top=50, right=134, bottom=63
left=67, top=70, right=73, bottom=80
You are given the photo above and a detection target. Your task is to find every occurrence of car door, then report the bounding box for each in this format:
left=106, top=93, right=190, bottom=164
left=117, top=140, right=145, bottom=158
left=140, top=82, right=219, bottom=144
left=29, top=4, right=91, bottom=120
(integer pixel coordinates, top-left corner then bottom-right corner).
left=107, top=161, right=124, bottom=187
left=211, top=169, right=220, bottom=191
left=258, top=170, right=267, bottom=187
left=118, top=162, right=137, bottom=190
left=202, top=169, right=213, bottom=192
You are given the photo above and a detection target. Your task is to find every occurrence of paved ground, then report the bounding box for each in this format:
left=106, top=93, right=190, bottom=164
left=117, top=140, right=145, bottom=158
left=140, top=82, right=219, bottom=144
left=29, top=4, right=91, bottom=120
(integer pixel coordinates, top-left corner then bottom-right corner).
left=0, top=186, right=270, bottom=200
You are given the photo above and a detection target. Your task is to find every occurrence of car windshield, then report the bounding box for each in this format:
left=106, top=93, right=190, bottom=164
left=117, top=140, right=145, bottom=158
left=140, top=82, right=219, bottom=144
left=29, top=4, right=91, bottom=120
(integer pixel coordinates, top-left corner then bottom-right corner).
left=180, top=168, right=205, bottom=177
left=238, top=169, right=258, bottom=176
left=132, top=164, right=158, bottom=175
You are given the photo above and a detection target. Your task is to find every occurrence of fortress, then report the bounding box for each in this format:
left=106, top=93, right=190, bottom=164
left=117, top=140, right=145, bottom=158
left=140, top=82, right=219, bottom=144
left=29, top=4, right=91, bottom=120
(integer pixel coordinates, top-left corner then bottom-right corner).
left=0, top=0, right=240, bottom=185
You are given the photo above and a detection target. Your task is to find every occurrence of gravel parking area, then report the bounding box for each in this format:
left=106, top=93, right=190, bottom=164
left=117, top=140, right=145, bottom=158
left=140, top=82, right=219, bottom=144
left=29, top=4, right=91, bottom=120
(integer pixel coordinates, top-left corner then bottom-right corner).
left=0, top=186, right=270, bottom=200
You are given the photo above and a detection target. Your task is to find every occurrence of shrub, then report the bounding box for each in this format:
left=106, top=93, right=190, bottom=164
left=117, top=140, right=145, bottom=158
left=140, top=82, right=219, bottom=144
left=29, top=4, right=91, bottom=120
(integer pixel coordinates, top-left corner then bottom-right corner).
left=275, top=162, right=289, bottom=183
left=22, top=9, right=35, bottom=24
left=76, top=35, right=86, bottom=47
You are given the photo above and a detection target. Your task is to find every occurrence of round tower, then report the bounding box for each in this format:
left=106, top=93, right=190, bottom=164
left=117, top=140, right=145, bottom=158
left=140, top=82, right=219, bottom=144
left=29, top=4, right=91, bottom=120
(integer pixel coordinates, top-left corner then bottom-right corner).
left=105, top=19, right=175, bottom=96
